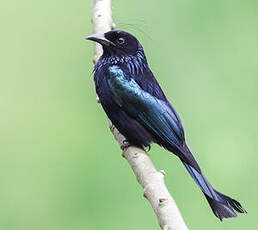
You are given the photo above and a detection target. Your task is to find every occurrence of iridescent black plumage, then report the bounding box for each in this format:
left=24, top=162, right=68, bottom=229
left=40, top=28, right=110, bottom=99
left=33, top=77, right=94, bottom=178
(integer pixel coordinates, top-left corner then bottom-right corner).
left=87, top=30, right=246, bottom=220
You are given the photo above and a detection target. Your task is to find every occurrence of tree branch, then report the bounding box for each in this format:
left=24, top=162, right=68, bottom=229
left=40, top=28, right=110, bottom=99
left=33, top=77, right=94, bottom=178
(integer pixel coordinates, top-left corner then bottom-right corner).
left=90, top=1, right=188, bottom=229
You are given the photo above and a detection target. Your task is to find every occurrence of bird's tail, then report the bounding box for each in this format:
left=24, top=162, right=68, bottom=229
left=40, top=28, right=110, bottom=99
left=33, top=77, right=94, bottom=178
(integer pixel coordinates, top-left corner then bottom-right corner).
left=182, top=161, right=246, bottom=220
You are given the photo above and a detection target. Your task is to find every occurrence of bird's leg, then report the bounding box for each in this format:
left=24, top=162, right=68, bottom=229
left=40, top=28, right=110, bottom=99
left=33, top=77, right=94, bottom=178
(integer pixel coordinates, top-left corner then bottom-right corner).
left=121, top=140, right=132, bottom=150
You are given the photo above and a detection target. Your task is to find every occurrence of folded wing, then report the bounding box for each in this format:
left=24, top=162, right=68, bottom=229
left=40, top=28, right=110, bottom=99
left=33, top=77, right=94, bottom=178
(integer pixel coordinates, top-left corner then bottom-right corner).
left=107, top=65, right=199, bottom=171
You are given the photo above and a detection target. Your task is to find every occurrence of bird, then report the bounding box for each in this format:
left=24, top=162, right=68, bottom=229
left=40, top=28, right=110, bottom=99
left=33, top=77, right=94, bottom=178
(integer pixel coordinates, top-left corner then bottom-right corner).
left=86, top=30, right=246, bottom=220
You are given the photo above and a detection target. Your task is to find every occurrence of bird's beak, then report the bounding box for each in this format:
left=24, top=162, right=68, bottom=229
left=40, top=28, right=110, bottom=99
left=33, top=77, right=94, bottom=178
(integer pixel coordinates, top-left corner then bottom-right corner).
left=86, top=33, right=115, bottom=46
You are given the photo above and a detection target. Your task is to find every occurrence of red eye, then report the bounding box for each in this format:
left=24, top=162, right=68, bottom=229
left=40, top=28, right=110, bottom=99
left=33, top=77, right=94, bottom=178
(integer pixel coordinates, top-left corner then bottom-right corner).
left=117, top=37, right=125, bottom=44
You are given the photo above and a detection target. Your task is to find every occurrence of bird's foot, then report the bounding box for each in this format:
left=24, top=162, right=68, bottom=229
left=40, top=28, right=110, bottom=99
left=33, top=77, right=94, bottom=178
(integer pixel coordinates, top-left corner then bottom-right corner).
left=121, top=140, right=132, bottom=150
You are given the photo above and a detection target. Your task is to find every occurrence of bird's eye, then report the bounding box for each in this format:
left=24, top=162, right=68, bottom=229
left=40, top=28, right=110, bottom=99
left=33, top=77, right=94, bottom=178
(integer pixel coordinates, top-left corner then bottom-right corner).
left=117, top=37, right=125, bottom=44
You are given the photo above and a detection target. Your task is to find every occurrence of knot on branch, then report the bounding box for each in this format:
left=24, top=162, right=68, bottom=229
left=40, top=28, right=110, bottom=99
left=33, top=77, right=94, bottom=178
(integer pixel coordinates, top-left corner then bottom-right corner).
left=159, top=198, right=169, bottom=208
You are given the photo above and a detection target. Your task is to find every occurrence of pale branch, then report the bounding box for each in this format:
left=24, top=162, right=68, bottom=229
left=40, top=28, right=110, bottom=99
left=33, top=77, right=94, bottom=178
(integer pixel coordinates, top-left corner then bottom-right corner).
left=91, top=0, right=115, bottom=64
left=90, top=1, right=189, bottom=229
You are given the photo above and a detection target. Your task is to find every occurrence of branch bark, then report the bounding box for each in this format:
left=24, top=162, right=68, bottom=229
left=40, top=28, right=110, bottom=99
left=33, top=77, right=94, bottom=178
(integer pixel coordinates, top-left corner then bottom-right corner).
left=90, top=1, right=189, bottom=229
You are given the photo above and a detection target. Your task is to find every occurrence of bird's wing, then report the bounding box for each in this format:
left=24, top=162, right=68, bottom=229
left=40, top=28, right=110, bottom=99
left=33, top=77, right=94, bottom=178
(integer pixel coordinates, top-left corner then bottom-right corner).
left=107, top=65, right=185, bottom=149
left=130, top=66, right=185, bottom=140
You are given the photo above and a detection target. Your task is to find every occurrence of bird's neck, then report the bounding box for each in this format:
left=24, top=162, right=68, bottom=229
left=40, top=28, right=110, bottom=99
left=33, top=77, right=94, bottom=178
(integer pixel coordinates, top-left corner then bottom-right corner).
left=95, top=48, right=148, bottom=76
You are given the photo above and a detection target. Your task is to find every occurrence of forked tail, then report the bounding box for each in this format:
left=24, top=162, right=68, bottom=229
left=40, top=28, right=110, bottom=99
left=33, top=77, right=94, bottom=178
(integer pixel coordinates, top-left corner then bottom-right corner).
left=182, top=161, right=246, bottom=220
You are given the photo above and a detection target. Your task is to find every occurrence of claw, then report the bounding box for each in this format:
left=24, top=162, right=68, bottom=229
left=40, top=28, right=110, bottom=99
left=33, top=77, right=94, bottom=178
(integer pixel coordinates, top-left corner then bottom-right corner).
left=121, top=140, right=131, bottom=150
left=145, top=144, right=151, bottom=152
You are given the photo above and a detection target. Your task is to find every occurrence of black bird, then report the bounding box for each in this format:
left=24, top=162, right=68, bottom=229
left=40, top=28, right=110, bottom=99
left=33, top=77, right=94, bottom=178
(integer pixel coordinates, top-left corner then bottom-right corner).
left=87, top=30, right=246, bottom=220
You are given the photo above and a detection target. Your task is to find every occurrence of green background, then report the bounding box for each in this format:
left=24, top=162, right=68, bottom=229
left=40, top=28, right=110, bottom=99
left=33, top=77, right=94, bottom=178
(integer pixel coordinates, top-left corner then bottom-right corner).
left=1, top=0, right=257, bottom=229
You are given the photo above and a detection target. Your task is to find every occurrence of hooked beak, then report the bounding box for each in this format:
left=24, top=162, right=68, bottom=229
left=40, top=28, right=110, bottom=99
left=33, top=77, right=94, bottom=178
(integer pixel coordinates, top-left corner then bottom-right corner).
left=86, top=33, right=115, bottom=46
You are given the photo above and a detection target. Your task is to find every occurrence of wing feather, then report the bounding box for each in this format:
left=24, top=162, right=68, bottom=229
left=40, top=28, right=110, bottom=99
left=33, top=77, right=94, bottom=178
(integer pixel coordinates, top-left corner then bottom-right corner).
left=107, top=65, right=200, bottom=171
left=107, top=66, right=183, bottom=146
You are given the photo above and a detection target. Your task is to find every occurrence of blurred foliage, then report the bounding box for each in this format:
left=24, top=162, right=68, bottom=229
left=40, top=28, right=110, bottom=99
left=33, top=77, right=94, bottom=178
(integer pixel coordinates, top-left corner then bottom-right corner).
left=0, top=0, right=257, bottom=229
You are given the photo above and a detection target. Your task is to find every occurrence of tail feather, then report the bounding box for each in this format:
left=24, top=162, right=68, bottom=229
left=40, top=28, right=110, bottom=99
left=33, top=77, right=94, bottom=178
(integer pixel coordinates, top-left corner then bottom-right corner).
left=205, top=194, right=237, bottom=220
left=214, top=190, right=247, bottom=214
left=182, top=161, right=246, bottom=220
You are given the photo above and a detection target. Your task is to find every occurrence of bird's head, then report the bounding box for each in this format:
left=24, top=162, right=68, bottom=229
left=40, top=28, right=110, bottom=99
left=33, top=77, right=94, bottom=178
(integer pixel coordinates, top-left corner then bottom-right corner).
left=86, top=30, right=141, bottom=57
